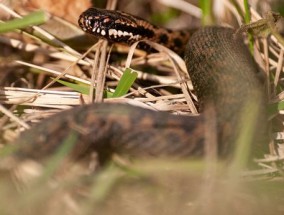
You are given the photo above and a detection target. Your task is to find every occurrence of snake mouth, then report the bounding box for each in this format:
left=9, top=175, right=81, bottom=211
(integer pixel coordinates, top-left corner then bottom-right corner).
left=78, top=15, right=90, bottom=32
left=78, top=13, right=108, bottom=38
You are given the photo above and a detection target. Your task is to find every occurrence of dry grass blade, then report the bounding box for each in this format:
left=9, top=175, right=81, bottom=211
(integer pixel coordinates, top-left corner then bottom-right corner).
left=0, top=104, right=29, bottom=129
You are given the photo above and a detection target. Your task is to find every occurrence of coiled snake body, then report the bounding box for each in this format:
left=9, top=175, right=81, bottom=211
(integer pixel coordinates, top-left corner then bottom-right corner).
left=14, top=8, right=268, bottom=163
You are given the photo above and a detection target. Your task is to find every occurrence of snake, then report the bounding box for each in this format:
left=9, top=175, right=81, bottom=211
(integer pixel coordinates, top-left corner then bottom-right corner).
left=12, top=7, right=268, bottom=164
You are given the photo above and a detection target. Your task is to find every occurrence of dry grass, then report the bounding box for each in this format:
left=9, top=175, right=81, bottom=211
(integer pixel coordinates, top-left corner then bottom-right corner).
left=0, top=0, right=284, bottom=214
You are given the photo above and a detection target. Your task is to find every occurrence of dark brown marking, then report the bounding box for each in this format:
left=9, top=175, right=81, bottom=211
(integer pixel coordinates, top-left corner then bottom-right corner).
left=173, top=38, right=183, bottom=48
left=159, top=33, right=169, bottom=44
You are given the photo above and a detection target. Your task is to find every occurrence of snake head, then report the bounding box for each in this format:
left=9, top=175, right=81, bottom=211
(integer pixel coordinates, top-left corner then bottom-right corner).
left=78, top=7, right=154, bottom=44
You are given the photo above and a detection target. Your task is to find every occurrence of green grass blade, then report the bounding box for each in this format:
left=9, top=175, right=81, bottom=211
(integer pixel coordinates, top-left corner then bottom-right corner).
left=243, top=0, right=251, bottom=24
left=199, top=0, right=214, bottom=25
left=39, top=132, right=78, bottom=180
left=229, top=97, right=261, bottom=176
left=0, top=11, right=48, bottom=33
left=112, top=68, right=138, bottom=98
left=55, top=79, right=113, bottom=98
left=268, top=101, right=284, bottom=117
left=243, top=0, right=254, bottom=53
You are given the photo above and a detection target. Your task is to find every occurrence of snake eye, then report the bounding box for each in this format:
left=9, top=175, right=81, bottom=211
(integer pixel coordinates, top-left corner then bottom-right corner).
left=103, top=17, right=111, bottom=23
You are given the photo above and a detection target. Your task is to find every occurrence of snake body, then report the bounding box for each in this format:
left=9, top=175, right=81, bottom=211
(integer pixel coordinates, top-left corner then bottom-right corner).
left=13, top=8, right=268, bottom=163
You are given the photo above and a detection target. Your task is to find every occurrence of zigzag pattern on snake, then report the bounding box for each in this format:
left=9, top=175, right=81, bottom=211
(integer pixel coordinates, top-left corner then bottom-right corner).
left=13, top=7, right=268, bottom=164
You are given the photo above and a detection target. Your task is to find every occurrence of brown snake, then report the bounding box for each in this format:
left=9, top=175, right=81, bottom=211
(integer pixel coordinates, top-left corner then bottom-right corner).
left=13, top=8, right=268, bottom=164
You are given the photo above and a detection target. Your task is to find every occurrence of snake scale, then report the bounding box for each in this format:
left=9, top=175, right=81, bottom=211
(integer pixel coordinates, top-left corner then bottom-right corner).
left=13, top=8, right=268, bottom=164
